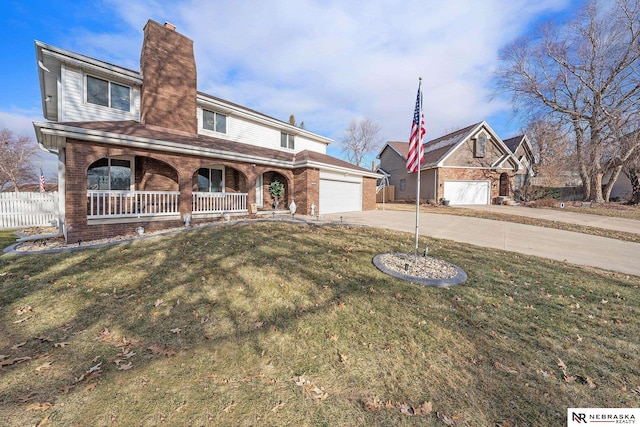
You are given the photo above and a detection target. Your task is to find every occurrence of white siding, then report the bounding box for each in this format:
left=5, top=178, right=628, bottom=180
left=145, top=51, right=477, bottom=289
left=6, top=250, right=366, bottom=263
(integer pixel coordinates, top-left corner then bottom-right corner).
left=61, top=64, right=140, bottom=122
left=197, top=106, right=327, bottom=155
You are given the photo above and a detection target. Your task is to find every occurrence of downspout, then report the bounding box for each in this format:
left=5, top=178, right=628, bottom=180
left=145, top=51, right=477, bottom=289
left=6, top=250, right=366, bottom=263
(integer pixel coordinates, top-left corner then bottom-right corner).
left=58, top=148, right=67, bottom=241
left=434, top=168, right=438, bottom=202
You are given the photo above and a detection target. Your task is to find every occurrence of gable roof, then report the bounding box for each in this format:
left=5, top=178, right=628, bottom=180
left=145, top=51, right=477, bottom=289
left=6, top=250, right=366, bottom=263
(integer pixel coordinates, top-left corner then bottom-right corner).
left=34, top=120, right=378, bottom=177
left=377, top=141, right=409, bottom=159
left=423, top=122, right=482, bottom=167
left=503, top=135, right=525, bottom=154
left=378, top=121, right=521, bottom=170
left=503, top=134, right=535, bottom=171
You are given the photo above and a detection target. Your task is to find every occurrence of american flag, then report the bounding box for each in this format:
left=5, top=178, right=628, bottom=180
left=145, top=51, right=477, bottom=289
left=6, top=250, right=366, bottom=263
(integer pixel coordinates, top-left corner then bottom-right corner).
left=406, top=87, right=426, bottom=172
left=39, top=169, right=46, bottom=192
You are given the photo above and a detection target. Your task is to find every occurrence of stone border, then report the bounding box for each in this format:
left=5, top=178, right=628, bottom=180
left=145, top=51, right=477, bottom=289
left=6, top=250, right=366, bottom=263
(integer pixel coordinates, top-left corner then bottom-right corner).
left=2, top=216, right=359, bottom=255
left=372, top=253, right=467, bottom=287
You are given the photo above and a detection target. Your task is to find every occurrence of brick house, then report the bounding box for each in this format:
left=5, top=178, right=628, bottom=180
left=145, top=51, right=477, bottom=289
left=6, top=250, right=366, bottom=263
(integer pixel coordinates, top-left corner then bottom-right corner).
left=377, top=122, right=530, bottom=204
left=33, top=20, right=378, bottom=243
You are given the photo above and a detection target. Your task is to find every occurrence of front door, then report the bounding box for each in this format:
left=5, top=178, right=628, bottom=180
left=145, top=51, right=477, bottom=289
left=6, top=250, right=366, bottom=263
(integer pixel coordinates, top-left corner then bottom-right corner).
left=499, top=173, right=510, bottom=197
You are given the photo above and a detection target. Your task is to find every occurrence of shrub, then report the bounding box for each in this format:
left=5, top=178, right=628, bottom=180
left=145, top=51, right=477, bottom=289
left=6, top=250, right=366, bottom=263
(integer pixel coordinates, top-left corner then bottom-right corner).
left=515, top=185, right=562, bottom=202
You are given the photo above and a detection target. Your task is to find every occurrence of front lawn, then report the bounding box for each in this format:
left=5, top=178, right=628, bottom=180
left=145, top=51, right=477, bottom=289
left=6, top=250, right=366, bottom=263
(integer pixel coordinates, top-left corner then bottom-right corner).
left=0, top=229, right=17, bottom=251
left=1, top=222, right=638, bottom=426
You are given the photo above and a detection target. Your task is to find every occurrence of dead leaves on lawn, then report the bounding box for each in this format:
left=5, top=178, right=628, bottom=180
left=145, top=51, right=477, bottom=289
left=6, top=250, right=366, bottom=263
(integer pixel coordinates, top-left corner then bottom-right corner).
left=11, top=341, right=27, bottom=350
left=364, top=399, right=455, bottom=426
left=1, top=355, right=32, bottom=368
left=147, top=344, right=176, bottom=358
left=294, top=376, right=328, bottom=401
left=365, top=397, right=435, bottom=418
left=494, top=361, right=518, bottom=374
left=557, top=357, right=597, bottom=389
left=25, top=402, right=52, bottom=411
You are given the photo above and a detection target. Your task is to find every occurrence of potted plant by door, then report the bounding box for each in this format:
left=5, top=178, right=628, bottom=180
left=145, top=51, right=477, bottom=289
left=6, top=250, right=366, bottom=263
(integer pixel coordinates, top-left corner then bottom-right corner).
left=269, top=179, right=284, bottom=209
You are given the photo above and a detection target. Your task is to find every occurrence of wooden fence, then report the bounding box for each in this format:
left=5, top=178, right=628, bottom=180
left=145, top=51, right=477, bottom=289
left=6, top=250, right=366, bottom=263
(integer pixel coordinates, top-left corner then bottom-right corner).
left=376, top=185, right=395, bottom=203
left=0, top=192, right=59, bottom=228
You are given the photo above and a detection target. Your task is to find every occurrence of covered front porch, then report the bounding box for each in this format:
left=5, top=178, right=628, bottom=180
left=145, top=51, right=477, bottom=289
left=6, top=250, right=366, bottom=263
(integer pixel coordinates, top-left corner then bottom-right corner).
left=85, top=155, right=254, bottom=221
left=81, top=153, right=294, bottom=227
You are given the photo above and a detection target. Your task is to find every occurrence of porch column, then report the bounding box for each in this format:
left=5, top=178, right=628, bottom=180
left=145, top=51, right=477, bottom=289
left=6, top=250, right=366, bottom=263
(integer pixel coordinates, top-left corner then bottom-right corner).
left=178, top=173, right=192, bottom=220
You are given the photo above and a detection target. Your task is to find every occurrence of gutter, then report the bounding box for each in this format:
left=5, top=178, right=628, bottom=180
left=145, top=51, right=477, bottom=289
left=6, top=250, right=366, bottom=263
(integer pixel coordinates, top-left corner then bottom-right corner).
left=33, top=121, right=381, bottom=178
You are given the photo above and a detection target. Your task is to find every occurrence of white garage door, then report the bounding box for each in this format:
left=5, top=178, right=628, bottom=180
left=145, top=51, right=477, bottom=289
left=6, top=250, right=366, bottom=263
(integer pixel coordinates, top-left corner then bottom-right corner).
left=319, top=172, right=362, bottom=214
left=443, top=181, right=490, bottom=205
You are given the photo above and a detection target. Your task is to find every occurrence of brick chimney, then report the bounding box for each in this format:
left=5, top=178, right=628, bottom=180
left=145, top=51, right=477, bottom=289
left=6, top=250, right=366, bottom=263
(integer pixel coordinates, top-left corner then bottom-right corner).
left=140, top=20, right=197, bottom=135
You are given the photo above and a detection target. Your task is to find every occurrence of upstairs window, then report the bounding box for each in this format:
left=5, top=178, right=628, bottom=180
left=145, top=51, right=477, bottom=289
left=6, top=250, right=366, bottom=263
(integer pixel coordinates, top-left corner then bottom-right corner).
left=86, top=75, right=131, bottom=112
left=281, top=132, right=295, bottom=149
left=203, top=109, right=227, bottom=133
left=87, top=158, right=132, bottom=190
left=474, top=134, right=486, bottom=158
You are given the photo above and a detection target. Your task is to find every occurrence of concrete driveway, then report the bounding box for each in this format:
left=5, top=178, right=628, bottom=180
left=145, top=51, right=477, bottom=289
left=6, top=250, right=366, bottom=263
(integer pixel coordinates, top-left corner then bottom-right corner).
left=332, top=208, right=640, bottom=277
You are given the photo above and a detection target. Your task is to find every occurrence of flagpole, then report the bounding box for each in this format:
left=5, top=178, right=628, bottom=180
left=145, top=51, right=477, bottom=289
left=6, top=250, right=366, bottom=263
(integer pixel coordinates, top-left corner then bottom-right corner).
left=413, top=77, right=422, bottom=262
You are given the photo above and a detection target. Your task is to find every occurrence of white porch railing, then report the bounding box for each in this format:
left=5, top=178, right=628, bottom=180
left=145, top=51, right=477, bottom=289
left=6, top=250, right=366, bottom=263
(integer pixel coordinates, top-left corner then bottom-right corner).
left=192, top=192, right=248, bottom=213
left=87, top=190, right=180, bottom=219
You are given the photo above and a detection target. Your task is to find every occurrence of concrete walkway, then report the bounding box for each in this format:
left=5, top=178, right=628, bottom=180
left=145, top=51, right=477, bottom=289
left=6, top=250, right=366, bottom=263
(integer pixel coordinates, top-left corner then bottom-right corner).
left=332, top=209, right=640, bottom=277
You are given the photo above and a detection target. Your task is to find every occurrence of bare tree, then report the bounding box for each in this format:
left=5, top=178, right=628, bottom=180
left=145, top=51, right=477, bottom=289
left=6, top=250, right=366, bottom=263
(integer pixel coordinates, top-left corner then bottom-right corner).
left=0, top=128, right=38, bottom=192
left=526, top=117, right=577, bottom=186
left=340, top=118, right=383, bottom=168
left=495, top=0, right=640, bottom=202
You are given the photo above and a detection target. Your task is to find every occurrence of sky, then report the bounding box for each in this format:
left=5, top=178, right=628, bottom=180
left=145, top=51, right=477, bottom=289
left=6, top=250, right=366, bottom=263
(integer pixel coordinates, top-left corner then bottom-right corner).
left=0, top=0, right=586, bottom=178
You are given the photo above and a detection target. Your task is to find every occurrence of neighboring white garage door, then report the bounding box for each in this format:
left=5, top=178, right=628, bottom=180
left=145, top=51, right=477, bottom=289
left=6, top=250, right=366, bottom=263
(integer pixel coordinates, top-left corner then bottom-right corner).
left=443, top=181, right=490, bottom=205
left=319, top=172, right=362, bottom=214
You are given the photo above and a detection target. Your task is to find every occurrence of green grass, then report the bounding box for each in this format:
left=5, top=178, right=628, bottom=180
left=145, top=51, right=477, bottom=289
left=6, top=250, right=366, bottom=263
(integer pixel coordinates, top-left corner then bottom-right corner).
left=1, top=222, right=639, bottom=426
left=0, top=229, right=17, bottom=251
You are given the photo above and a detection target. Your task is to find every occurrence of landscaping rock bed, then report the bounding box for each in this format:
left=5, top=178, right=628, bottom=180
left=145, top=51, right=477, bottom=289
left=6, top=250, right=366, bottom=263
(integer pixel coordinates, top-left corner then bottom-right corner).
left=373, top=252, right=467, bottom=287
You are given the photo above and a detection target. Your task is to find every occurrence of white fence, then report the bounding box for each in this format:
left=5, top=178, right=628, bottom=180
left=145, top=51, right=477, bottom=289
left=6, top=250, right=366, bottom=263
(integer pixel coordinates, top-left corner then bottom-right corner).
left=0, top=192, right=59, bottom=228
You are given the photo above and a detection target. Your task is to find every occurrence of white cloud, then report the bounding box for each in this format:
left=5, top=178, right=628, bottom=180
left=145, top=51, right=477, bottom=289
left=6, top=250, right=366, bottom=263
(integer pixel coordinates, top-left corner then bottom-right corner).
left=0, top=110, right=40, bottom=137
left=175, top=0, right=573, bottom=142
left=8, top=0, right=576, bottom=172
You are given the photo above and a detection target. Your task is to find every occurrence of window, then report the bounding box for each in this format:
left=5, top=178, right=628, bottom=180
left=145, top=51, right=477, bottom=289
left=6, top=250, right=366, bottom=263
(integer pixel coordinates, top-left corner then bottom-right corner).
left=474, top=134, right=486, bottom=158
left=399, top=179, right=406, bottom=191
left=281, top=132, right=295, bottom=149
left=87, top=158, right=132, bottom=190
left=203, top=109, right=227, bottom=133
left=86, top=75, right=131, bottom=112
left=197, top=167, right=224, bottom=192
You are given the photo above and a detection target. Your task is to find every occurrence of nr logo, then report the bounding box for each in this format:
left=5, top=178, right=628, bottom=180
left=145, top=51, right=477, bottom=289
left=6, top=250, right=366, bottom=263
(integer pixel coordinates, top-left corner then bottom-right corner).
left=572, top=412, right=587, bottom=423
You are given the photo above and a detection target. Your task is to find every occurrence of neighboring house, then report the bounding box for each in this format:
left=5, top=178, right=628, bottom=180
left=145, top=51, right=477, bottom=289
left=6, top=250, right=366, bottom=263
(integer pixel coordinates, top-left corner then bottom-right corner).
left=502, top=134, right=535, bottom=190
left=377, top=122, right=525, bottom=205
left=33, top=20, right=378, bottom=243
left=603, top=170, right=633, bottom=201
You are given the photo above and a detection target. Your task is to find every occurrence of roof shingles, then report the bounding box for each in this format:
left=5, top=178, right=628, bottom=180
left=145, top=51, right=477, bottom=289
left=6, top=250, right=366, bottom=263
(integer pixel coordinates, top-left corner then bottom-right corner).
left=58, top=120, right=371, bottom=173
